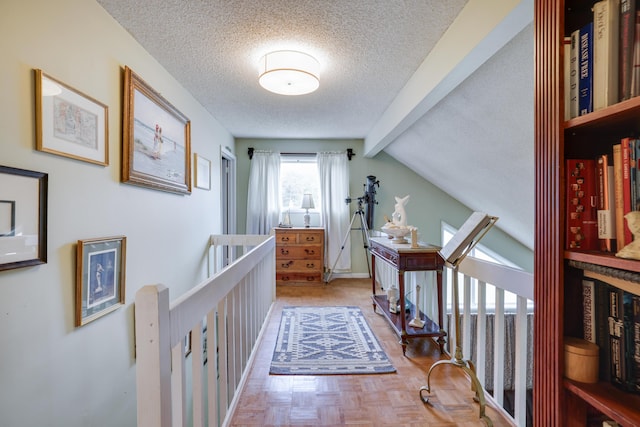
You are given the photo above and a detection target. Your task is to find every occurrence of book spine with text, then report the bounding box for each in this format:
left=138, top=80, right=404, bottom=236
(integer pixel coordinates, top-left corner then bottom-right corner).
left=597, top=280, right=612, bottom=382
left=570, top=30, right=580, bottom=119
left=580, top=22, right=594, bottom=115
left=584, top=279, right=597, bottom=343
left=609, top=286, right=627, bottom=388
left=614, top=143, right=625, bottom=247
left=598, top=154, right=617, bottom=251
left=594, top=0, right=621, bottom=110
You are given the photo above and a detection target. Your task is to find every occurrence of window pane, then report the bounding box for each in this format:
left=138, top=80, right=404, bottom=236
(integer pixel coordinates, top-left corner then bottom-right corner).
left=280, top=157, right=321, bottom=211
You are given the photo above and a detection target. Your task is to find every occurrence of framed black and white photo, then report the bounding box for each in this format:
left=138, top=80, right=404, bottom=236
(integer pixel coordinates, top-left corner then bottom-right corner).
left=0, top=165, right=48, bottom=271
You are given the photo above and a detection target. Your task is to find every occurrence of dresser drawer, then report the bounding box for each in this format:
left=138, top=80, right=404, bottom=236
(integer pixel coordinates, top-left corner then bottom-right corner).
left=276, top=272, right=323, bottom=283
left=276, top=245, right=322, bottom=259
left=276, top=259, right=323, bottom=271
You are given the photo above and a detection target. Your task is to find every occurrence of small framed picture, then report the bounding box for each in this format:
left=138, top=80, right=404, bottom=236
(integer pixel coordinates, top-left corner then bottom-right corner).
left=76, top=236, right=126, bottom=326
left=122, top=66, right=191, bottom=194
left=184, top=331, right=192, bottom=357
left=34, top=69, right=109, bottom=166
left=0, top=165, right=48, bottom=271
left=194, top=153, right=211, bottom=190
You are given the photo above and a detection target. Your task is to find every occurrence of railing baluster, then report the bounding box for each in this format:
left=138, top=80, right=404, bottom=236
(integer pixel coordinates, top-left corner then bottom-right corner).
left=493, top=288, right=505, bottom=407
left=514, top=295, right=528, bottom=426
left=463, top=274, right=472, bottom=359
left=476, top=280, right=487, bottom=387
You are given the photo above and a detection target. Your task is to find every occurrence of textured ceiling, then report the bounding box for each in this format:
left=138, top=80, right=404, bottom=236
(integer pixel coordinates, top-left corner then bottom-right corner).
left=95, top=0, right=468, bottom=139
left=96, top=0, right=535, bottom=250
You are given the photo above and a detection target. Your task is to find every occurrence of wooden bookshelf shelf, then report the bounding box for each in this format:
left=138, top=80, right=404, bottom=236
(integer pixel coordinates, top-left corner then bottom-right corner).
left=565, top=250, right=640, bottom=274
left=564, top=379, right=640, bottom=426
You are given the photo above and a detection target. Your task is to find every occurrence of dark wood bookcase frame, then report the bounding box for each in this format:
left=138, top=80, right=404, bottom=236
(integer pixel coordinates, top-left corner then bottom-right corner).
left=535, top=0, right=640, bottom=425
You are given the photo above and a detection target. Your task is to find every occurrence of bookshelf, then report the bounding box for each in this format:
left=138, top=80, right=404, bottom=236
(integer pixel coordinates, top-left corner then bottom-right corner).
left=536, top=0, right=640, bottom=425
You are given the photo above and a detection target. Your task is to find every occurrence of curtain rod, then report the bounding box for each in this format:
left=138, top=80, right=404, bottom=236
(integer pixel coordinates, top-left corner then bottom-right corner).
left=248, top=147, right=355, bottom=160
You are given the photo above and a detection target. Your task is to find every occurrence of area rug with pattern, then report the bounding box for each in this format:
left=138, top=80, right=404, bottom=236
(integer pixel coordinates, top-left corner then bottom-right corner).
left=270, top=306, right=396, bottom=375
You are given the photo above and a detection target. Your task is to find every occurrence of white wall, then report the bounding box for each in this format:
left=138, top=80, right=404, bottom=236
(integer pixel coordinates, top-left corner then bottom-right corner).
left=0, top=0, right=233, bottom=425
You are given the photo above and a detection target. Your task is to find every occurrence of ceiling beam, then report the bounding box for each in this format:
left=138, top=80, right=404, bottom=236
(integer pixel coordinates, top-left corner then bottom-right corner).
left=363, top=0, right=533, bottom=158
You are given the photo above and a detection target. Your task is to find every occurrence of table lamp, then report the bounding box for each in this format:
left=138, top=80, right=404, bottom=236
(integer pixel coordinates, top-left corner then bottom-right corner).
left=301, top=193, right=315, bottom=228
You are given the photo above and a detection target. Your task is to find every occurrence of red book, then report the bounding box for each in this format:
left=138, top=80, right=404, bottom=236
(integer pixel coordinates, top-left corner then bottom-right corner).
left=597, top=154, right=617, bottom=252
left=566, top=159, right=599, bottom=250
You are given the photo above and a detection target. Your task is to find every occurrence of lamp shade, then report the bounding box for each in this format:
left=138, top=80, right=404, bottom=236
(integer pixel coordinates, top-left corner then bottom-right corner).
left=301, top=193, right=315, bottom=209
left=258, top=50, right=320, bottom=96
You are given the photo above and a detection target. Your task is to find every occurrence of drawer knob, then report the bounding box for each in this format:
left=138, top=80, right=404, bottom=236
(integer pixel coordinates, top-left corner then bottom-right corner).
left=281, top=261, right=293, bottom=268
left=306, top=263, right=315, bottom=269
left=305, top=249, right=316, bottom=255
left=280, top=249, right=289, bottom=255
left=281, top=236, right=290, bottom=242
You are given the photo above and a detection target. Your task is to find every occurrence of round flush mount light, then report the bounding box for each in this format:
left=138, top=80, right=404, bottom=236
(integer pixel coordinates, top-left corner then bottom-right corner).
left=258, top=50, right=320, bottom=96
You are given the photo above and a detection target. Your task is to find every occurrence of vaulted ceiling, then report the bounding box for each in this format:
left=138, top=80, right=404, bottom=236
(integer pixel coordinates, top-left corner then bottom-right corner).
left=96, top=0, right=534, bottom=249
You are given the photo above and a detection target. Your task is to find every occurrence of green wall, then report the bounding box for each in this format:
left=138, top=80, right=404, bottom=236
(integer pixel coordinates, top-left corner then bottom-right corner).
left=236, top=138, right=533, bottom=273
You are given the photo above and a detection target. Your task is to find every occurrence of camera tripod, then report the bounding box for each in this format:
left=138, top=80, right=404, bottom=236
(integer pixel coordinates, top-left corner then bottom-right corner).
left=324, top=203, right=371, bottom=283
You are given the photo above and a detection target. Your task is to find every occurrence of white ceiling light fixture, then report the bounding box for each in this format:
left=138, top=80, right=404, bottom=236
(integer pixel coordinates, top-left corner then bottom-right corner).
left=258, top=50, right=320, bottom=96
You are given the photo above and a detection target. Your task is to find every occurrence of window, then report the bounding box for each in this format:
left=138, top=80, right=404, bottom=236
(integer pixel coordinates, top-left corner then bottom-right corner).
left=279, top=154, right=321, bottom=213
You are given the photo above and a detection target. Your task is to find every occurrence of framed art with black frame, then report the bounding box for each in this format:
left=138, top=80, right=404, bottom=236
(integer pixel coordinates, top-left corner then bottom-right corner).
left=0, top=165, right=48, bottom=271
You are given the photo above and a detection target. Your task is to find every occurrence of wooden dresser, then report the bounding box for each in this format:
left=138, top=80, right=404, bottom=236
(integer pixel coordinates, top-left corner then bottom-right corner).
left=274, top=227, right=324, bottom=284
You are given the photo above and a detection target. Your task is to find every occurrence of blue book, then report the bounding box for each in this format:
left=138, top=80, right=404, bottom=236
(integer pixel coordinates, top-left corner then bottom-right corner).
left=579, top=22, right=594, bottom=115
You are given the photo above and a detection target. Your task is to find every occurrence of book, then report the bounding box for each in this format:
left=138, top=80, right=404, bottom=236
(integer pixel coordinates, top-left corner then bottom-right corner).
left=570, top=31, right=580, bottom=119
left=580, top=22, right=594, bottom=115
left=622, top=138, right=634, bottom=245
left=596, top=280, right=613, bottom=382
left=597, top=154, right=617, bottom=252
left=631, top=11, right=640, bottom=96
left=594, top=0, right=620, bottom=110
left=620, top=0, right=637, bottom=101
left=584, top=279, right=597, bottom=343
left=566, top=159, right=599, bottom=250
left=609, top=286, right=627, bottom=388
left=631, top=294, right=640, bottom=392
left=614, top=143, right=625, bottom=247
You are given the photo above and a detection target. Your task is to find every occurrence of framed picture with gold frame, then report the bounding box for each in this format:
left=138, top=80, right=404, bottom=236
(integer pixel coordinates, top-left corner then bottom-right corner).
left=34, top=69, right=109, bottom=166
left=122, top=66, right=191, bottom=194
left=76, top=236, right=126, bottom=326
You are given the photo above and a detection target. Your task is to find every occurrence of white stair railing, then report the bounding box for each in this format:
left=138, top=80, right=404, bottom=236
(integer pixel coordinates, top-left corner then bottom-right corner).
left=374, top=255, right=533, bottom=426
left=135, top=235, right=275, bottom=427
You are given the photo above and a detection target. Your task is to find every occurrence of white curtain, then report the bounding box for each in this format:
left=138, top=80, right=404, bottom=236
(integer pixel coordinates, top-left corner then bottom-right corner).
left=246, top=151, right=281, bottom=234
left=317, top=151, right=350, bottom=272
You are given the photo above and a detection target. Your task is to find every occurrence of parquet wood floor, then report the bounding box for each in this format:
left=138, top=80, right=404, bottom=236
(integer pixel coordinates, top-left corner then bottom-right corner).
left=228, top=278, right=515, bottom=427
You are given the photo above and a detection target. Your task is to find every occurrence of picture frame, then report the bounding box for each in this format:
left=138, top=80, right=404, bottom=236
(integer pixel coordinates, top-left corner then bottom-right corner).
left=34, top=69, right=109, bottom=166
left=0, top=165, right=48, bottom=271
left=122, top=66, right=191, bottom=194
left=184, top=331, right=192, bottom=357
left=194, top=153, right=211, bottom=190
left=76, top=236, right=126, bottom=326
